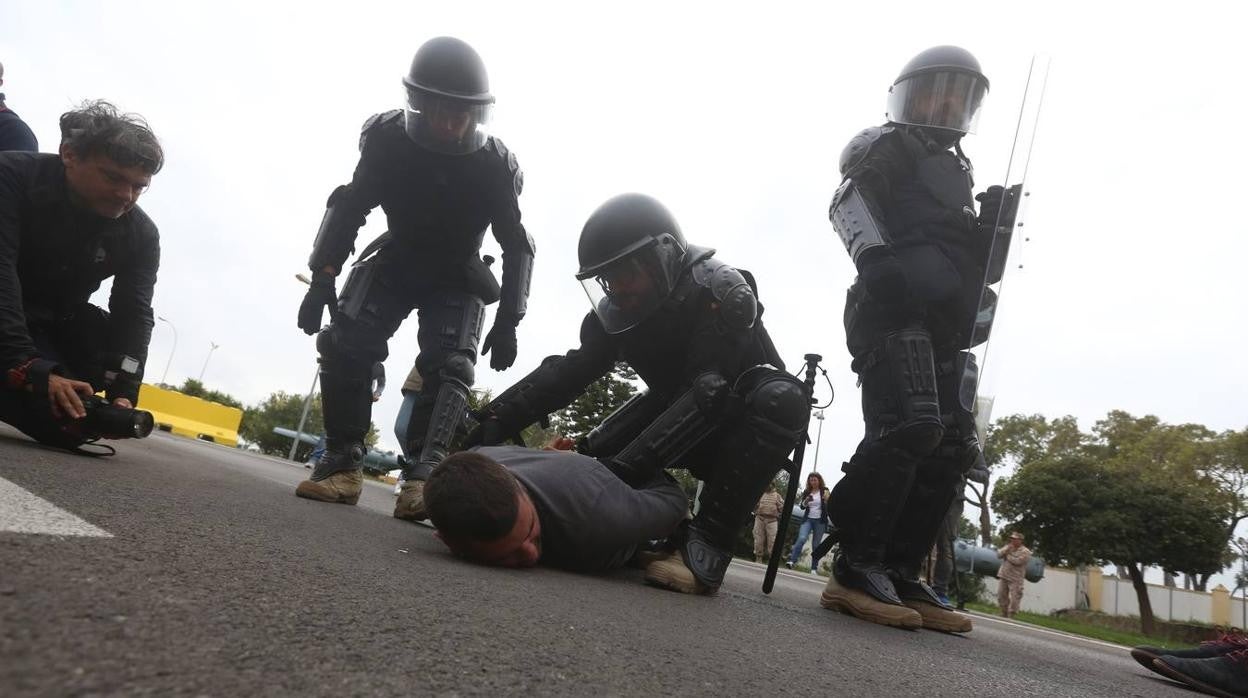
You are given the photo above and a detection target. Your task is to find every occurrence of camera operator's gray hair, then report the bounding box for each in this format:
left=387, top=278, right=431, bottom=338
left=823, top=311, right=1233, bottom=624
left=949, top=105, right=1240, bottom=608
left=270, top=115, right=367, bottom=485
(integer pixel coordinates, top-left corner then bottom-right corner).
left=59, top=100, right=164, bottom=174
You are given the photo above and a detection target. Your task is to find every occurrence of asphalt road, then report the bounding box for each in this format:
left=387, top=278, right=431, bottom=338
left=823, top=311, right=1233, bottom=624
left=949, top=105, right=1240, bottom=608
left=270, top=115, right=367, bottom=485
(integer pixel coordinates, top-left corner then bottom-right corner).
left=0, top=427, right=1198, bottom=697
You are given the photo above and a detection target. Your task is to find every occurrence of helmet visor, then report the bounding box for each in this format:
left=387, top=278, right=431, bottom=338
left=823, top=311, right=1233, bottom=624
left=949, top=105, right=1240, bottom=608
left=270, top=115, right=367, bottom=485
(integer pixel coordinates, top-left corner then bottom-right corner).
left=404, top=88, right=493, bottom=155
left=579, top=245, right=674, bottom=334
left=886, top=71, right=988, bottom=134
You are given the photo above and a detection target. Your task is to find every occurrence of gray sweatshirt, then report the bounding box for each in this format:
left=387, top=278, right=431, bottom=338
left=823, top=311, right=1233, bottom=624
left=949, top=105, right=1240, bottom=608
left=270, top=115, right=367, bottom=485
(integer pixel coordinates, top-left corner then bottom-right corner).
left=475, top=446, right=689, bottom=572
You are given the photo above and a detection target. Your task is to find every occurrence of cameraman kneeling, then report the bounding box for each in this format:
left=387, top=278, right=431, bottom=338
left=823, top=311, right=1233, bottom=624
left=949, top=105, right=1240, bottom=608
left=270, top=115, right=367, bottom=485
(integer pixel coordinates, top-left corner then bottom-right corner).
left=0, top=100, right=162, bottom=450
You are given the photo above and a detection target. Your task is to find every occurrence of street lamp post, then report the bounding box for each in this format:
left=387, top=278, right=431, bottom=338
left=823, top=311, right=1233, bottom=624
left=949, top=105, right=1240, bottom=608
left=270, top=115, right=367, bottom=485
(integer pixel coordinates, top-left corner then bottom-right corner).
left=198, top=341, right=220, bottom=383
left=288, top=366, right=319, bottom=462
left=289, top=272, right=319, bottom=463
left=1238, top=536, right=1247, bottom=630
left=157, top=316, right=177, bottom=386
left=812, top=409, right=825, bottom=470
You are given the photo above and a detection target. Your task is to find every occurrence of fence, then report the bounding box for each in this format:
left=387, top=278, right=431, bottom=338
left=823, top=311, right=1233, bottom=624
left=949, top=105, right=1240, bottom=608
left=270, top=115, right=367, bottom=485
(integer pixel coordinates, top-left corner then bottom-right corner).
left=1011, top=565, right=1242, bottom=627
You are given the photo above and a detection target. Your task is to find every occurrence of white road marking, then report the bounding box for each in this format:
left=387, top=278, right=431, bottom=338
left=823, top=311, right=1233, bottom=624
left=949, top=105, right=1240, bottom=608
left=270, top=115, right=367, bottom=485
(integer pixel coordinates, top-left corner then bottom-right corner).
left=0, top=476, right=112, bottom=537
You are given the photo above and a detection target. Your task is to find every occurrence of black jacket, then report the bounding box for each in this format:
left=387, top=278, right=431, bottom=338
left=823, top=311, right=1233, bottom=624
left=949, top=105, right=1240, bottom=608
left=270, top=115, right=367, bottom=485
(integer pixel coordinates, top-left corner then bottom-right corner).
left=318, top=111, right=533, bottom=322
left=841, top=125, right=990, bottom=347
left=0, top=152, right=160, bottom=402
left=0, top=100, right=38, bottom=153
left=480, top=252, right=782, bottom=431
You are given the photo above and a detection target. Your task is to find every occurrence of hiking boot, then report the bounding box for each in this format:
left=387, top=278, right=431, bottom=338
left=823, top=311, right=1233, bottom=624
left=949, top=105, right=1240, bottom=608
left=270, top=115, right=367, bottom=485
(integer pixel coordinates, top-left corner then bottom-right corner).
left=393, top=480, right=427, bottom=521
left=1131, top=631, right=1248, bottom=673
left=630, top=539, right=674, bottom=569
left=294, top=468, right=362, bottom=505
left=820, top=571, right=922, bottom=630
left=903, top=600, right=972, bottom=633
left=1152, top=649, right=1248, bottom=698
left=644, top=550, right=712, bottom=595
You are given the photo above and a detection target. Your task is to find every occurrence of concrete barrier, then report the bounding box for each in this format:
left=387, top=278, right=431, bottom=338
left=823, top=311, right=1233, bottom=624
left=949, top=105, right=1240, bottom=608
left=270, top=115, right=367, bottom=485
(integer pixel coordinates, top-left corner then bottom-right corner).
left=138, top=384, right=242, bottom=445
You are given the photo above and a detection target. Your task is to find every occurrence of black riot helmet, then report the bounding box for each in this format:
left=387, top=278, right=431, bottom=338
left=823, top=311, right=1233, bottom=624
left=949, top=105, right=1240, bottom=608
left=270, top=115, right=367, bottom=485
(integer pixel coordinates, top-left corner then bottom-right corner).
left=886, top=46, right=989, bottom=136
left=402, top=37, right=495, bottom=155
left=576, top=193, right=689, bottom=334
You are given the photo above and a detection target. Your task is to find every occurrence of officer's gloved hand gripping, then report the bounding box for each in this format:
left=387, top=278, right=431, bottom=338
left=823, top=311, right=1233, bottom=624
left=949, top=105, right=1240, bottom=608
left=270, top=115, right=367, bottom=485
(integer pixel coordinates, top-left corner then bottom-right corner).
left=297, top=269, right=339, bottom=335
left=975, top=185, right=1018, bottom=229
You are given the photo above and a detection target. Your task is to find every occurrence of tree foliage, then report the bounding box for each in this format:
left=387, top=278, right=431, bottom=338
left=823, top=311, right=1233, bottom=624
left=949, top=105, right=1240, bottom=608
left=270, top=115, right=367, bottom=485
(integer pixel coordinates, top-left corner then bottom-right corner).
left=174, top=378, right=244, bottom=410
left=992, top=411, right=1232, bottom=635
left=965, top=414, right=1084, bottom=545
left=239, top=391, right=377, bottom=461
left=548, top=363, right=639, bottom=442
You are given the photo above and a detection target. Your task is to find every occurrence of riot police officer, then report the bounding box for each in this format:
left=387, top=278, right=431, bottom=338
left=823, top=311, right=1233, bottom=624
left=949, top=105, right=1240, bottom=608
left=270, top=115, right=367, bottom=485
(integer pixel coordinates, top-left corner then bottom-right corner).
left=294, top=37, right=534, bottom=520
left=469, top=193, right=809, bottom=595
left=821, top=46, right=1009, bottom=632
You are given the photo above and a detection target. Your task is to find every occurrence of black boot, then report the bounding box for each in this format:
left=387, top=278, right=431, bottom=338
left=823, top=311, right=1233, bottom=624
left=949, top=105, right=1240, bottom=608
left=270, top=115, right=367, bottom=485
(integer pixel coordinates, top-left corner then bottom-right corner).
left=1132, top=631, right=1248, bottom=673
left=1152, top=650, right=1248, bottom=698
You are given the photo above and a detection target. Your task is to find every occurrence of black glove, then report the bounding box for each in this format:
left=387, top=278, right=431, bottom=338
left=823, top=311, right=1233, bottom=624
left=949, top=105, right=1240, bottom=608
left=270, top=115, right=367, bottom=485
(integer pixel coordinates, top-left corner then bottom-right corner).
left=975, top=184, right=1019, bottom=229
left=856, top=249, right=910, bottom=306
left=297, top=271, right=337, bottom=335
left=481, top=320, right=518, bottom=371
left=464, top=416, right=507, bottom=447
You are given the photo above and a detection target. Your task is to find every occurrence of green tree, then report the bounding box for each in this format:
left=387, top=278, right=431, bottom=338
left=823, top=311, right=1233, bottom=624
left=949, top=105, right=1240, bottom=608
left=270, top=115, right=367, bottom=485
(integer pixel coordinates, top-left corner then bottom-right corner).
left=993, top=421, right=1229, bottom=636
left=975, top=414, right=1083, bottom=545
left=1207, top=428, right=1248, bottom=588
left=549, top=363, right=639, bottom=442
left=1091, top=411, right=1232, bottom=590
left=239, top=391, right=377, bottom=461
left=174, top=378, right=243, bottom=410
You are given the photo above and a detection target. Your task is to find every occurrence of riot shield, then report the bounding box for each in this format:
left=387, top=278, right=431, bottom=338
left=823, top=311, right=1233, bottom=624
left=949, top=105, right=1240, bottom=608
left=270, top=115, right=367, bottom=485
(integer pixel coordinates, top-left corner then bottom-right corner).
left=964, top=54, right=1051, bottom=417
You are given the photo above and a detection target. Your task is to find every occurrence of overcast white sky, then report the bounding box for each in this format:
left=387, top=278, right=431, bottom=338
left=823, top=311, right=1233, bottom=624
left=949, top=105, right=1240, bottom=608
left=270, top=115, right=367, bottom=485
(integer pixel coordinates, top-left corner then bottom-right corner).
left=5, top=1, right=1247, bottom=584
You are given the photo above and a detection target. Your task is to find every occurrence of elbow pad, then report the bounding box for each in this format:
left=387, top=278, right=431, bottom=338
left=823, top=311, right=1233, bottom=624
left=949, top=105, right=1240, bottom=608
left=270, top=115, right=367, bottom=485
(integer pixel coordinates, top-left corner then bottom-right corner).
left=308, top=185, right=367, bottom=272
left=497, top=228, right=535, bottom=323
left=691, top=258, right=758, bottom=329
left=829, top=178, right=891, bottom=264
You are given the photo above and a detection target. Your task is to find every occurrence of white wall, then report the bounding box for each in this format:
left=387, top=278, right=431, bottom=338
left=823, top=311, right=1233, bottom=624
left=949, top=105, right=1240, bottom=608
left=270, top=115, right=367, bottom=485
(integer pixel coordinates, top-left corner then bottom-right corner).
left=1014, top=572, right=1220, bottom=624
left=1015, top=567, right=1079, bottom=615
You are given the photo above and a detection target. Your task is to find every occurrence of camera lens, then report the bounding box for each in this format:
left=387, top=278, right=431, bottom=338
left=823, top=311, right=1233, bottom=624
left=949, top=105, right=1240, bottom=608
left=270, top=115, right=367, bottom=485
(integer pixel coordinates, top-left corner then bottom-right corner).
left=132, top=410, right=154, bottom=438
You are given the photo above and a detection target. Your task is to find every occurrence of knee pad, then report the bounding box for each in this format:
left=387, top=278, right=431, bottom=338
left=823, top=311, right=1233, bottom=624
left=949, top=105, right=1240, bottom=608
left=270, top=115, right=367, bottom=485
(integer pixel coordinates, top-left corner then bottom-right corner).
left=859, top=328, right=944, bottom=456
left=889, top=422, right=944, bottom=457
left=438, top=352, right=475, bottom=388
left=740, top=370, right=810, bottom=437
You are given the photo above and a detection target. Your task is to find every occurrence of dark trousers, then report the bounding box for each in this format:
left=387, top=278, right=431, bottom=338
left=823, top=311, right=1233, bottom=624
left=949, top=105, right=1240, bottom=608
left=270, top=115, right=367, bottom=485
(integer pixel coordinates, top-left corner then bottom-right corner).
left=0, top=306, right=109, bottom=447
left=317, top=252, right=485, bottom=458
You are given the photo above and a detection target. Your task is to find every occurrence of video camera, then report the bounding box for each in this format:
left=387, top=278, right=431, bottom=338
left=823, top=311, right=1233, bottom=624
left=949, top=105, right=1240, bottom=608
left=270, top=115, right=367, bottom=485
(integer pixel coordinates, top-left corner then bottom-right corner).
left=78, top=395, right=154, bottom=440
left=60, top=354, right=155, bottom=441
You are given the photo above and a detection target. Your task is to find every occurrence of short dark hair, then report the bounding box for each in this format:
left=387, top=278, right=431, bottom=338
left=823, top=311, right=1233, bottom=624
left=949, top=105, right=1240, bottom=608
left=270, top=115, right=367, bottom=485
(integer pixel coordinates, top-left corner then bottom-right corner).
left=59, top=100, right=164, bottom=174
left=425, top=451, right=520, bottom=543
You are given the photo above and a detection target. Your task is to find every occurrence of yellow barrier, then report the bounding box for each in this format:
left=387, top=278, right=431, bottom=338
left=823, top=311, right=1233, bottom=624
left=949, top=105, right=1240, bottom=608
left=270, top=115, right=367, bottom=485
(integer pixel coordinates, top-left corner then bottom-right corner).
left=137, top=383, right=243, bottom=445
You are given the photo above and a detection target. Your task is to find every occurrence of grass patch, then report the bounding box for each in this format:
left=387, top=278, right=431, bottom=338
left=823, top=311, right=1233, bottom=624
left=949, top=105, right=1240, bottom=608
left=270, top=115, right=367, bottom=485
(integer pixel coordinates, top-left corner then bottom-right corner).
left=964, top=601, right=1198, bottom=649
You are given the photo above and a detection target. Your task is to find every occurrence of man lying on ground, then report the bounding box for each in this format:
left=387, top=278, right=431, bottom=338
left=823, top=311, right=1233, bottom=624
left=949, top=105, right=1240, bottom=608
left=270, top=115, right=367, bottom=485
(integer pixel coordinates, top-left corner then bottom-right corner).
left=424, top=444, right=688, bottom=572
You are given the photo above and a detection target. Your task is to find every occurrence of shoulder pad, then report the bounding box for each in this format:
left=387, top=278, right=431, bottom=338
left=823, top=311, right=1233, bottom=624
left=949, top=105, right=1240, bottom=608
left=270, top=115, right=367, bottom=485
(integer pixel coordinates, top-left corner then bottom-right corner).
left=691, top=257, right=758, bottom=329
left=358, top=110, right=403, bottom=151
left=485, top=137, right=524, bottom=197
left=839, top=125, right=894, bottom=176
left=681, top=244, right=717, bottom=271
